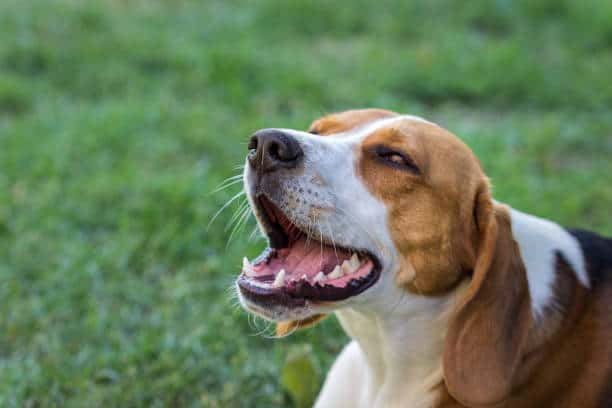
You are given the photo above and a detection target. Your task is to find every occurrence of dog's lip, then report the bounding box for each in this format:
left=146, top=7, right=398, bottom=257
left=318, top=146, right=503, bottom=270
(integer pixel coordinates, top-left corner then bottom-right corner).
left=237, top=279, right=309, bottom=308
left=254, top=194, right=292, bottom=249
left=237, top=253, right=381, bottom=305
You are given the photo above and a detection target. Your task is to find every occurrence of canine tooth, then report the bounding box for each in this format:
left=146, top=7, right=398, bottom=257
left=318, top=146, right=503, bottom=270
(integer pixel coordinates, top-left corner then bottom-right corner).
left=273, top=269, right=285, bottom=288
left=348, top=254, right=360, bottom=272
left=341, top=259, right=352, bottom=274
left=301, top=274, right=308, bottom=281
left=243, top=257, right=255, bottom=277
left=329, top=265, right=343, bottom=279
left=314, top=271, right=326, bottom=283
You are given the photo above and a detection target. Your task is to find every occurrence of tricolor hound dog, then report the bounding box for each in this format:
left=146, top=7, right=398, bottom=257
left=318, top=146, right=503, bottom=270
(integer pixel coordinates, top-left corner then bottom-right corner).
left=236, top=109, right=612, bottom=408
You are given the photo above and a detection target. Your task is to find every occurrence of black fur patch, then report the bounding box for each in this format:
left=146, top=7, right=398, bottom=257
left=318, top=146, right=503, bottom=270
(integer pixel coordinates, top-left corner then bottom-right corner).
left=567, top=229, right=612, bottom=287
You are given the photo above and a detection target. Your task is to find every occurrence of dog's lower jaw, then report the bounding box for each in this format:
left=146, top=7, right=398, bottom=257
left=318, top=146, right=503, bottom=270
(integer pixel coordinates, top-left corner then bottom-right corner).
left=236, top=288, right=316, bottom=322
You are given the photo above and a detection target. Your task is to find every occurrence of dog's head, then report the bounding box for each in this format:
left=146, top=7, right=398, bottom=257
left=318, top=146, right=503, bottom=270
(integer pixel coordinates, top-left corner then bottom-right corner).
left=237, top=108, right=488, bottom=319
left=236, top=109, right=531, bottom=405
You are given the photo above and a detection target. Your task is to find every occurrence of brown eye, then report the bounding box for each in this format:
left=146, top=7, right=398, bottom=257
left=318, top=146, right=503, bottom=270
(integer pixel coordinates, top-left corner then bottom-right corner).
left=374, top=146, right=420, bottom=174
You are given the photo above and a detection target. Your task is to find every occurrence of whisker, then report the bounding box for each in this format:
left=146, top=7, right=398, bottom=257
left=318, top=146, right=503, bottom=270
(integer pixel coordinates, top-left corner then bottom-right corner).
left=227, top=207, right=250, bottom=240
left=266, top=306, right=313, bottom=339
left=226, top=199, right=250, bottom=231
left=207, top=190, right=246, bottom=229
left=210, top=177, right=243, bottom=194
left=389, top=291, right=408, bottom=316
left=325, top=219, right=339, bottom=260
left=226, top=204, right=253, bottom=247
left=260, top=143, right=266, bottom=168
left=247, top=312, right=255, bottom=330
left=318, top=218, right=324, bottom=266
left=305, top=218, right=316, bottom=247
left=215, top=173, right=243, bottom=185
left=248, top=224, right=262, bottom=241
left=249, top=317, right=274, bottom=337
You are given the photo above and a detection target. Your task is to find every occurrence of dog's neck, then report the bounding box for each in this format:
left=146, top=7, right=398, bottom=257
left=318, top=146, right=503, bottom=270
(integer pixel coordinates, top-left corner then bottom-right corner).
left=335, top=285, right=465, bottom=407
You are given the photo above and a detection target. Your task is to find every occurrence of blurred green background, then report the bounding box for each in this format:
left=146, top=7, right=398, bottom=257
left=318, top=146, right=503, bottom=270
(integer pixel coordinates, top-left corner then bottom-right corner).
left=1, top=0, right=611, bottom=406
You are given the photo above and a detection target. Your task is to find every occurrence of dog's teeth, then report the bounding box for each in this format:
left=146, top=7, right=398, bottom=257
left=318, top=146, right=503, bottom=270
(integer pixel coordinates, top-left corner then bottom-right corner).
left=301, top=274, right=308, bottom=281
left=329, top=265, right=343, bottom=279
left=314, top=271, right=326, bottom=283
left=348, top=254, right=360, bottom=272
left=341, top=259, right=352, bottom=274
left=243, top=257, right=255, bottom=277
left=273, top=269, right=285, bottom=288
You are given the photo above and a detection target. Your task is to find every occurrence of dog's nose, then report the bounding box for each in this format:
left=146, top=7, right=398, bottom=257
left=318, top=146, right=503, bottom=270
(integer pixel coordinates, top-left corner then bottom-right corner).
left=247, top=129, right=303, bottom=173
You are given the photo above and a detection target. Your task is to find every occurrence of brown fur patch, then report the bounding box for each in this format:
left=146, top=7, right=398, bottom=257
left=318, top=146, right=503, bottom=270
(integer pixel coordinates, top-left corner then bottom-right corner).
left=308, top=108, right=398, bottom=135
left=357, top=119, right=483, bottom=294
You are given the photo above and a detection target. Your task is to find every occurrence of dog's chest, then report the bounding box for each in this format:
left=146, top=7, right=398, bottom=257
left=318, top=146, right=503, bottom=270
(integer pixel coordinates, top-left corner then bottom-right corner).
left=334, top=309, right=447, bottom=408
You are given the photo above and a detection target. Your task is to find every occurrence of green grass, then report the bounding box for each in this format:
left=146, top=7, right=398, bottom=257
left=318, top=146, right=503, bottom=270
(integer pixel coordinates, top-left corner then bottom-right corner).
left=1, top=0, right=611, bottom=406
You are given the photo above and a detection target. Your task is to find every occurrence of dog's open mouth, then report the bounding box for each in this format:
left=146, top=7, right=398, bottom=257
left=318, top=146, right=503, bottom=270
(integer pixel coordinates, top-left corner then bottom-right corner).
left=237, top=195, right=381, bottom=308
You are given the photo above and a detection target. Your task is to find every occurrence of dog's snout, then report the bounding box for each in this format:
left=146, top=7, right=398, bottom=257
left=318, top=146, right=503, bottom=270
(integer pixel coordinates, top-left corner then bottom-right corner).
left=248, top=129, right=303, bottom=173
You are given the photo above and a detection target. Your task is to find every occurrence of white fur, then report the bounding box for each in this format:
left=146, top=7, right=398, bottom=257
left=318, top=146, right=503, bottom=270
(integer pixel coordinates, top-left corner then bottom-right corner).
left=315, top=287, right=463, bottom=408
left=508, top=207, right=588, bottom=318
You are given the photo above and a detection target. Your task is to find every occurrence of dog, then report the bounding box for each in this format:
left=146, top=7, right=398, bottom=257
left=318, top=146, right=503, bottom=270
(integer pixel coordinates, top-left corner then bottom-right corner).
left=235, top=109, right=612, bottom=407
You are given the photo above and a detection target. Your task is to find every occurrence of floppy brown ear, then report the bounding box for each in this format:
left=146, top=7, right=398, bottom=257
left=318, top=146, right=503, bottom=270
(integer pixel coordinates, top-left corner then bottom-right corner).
left=276, top=314, right=327, bottom=337
left=443, top=183, right=533, bottom=407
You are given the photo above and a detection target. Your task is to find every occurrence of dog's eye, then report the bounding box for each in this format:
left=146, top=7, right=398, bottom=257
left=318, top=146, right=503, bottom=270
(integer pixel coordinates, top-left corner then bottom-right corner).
left=385, top=153, right=405, bottom=165
left=374, top=146, right=420, bottom=173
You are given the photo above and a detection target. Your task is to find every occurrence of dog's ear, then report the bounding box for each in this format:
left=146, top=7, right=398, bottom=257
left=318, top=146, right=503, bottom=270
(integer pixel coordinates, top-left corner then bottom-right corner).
left=276, top=314, right=327, bottom=337
left=443, top=182, right=532, bottom=407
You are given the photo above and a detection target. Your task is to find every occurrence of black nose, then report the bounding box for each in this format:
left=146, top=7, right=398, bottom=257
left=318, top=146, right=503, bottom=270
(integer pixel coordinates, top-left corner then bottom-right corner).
left=247, top=129, right=303, bottom=173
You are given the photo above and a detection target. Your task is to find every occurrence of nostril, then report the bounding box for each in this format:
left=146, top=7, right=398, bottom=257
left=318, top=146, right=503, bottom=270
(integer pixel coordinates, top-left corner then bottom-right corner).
left=272, top=134, right=300, bottom=162
left=247, top=136, right=258, bottom=162
left=248, top=136, right=258, bottom=151
left=268, top=141, right=281, bottom=161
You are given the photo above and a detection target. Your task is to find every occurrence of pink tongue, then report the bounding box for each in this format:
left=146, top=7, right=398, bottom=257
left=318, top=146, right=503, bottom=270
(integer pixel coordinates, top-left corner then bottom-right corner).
left=253, top=238, right=350, bottom=279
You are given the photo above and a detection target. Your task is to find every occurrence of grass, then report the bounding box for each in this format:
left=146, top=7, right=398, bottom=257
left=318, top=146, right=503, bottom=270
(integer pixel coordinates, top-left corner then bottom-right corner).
left=0, top=0, right=611, bottom=406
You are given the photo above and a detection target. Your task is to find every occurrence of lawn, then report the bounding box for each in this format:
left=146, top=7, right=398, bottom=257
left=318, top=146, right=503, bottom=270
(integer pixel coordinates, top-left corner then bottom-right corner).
left=1, top=0, right=611, bottom=406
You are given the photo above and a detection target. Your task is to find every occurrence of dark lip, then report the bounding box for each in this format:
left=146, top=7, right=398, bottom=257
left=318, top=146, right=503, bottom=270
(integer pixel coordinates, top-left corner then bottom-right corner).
left=237, top=255, right=381, bottom=307
left=254, top=194, right=290, bottom=249
left=241, top=192, right=382, bottom=308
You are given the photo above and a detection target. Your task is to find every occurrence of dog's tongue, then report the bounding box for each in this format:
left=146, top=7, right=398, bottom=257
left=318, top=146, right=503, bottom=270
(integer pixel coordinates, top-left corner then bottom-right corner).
left=252, top=237, right=351, bottom=281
